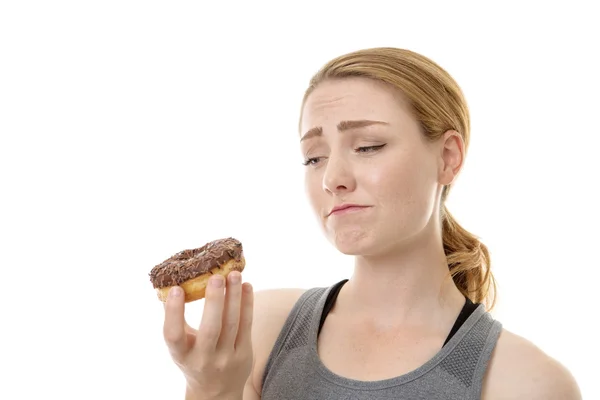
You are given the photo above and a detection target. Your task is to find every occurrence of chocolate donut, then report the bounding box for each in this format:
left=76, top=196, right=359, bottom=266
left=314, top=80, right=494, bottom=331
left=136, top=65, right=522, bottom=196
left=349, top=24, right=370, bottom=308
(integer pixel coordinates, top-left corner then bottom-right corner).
left=149, top=237, right=245, bottom=302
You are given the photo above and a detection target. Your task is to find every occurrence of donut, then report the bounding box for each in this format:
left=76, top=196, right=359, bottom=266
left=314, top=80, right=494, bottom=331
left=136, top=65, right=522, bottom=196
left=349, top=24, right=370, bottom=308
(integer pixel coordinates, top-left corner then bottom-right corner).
left=149, top=237, right=245, bottom=303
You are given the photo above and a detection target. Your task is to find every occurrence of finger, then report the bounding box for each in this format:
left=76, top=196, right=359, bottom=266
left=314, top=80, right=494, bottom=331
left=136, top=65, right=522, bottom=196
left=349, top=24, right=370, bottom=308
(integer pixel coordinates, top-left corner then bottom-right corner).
left=163, top=286, right=187, bottom=358
left=217, top=271, right=243, bottom=349
left=196, top=274, right=226, bottom=352
left=235, top=282, right=254, bottom=350
left=163, top=303, right=194, bottom=333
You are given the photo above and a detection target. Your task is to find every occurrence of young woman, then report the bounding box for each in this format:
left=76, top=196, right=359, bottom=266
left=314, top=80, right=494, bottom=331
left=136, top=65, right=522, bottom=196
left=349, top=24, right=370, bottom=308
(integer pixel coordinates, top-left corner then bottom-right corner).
left=162, top=47, right=581, bottom=399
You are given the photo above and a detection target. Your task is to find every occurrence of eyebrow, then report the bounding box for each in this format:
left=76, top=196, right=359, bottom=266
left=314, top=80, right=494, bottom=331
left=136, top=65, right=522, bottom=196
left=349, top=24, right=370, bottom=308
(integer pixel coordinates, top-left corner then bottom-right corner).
left=300, top=120, right=389, bottom=142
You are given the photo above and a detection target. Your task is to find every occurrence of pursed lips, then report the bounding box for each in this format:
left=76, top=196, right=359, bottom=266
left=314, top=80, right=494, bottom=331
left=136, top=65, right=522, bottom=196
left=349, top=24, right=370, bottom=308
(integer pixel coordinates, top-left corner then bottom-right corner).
left=327, top=204, right=371, bottom=217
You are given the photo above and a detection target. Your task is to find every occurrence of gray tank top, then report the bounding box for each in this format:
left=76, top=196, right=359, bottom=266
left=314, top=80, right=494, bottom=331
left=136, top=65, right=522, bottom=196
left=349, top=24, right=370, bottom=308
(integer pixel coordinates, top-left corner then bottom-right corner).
left=261, top=283, right=503, bottom=399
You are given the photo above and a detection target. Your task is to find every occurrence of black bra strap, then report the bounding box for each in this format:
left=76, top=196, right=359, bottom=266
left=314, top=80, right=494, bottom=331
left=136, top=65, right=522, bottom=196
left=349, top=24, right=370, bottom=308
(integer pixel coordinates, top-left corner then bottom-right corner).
left=318, top=279, right=479, bottom=347
left=318, top=279, right=348, bottom=335
left=443, top=296, right=478, bottom=346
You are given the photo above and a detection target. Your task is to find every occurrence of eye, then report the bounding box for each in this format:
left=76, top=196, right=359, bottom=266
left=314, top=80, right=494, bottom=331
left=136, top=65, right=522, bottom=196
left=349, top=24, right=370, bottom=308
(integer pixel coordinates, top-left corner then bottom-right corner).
left=355, top=144, right=386, bottom=153
left=302, top=157, right=322, bottom=166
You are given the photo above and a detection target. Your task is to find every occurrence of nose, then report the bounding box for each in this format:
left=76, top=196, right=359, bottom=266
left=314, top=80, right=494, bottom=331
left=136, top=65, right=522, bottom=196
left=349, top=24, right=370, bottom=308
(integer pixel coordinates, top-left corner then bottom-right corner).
left=322, top=153, right=356, bottom=195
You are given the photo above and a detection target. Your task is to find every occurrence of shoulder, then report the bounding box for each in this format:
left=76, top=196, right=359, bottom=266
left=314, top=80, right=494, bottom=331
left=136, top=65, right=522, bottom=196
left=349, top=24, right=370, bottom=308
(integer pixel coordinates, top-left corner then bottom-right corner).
left=481, top=328, right=581, bottom=400
left=248, top=287, right=308, bottom=394
left=253, top=287, right=308, bottom=325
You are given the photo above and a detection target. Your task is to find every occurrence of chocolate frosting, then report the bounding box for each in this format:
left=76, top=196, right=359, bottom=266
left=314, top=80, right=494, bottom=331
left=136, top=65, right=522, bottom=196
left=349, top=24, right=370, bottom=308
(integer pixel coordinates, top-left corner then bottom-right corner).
left=149, top=237, right=243, bottom=288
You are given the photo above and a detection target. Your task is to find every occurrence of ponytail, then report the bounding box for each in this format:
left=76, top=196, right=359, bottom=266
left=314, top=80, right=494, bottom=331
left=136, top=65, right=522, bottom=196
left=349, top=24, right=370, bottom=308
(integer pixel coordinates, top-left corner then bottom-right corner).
left=442, top=204, right=497, bottom=310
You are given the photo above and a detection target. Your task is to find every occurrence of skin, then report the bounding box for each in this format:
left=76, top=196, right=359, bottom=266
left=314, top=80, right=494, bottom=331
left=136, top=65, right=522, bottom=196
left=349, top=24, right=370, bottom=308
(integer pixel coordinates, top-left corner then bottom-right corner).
left=163, top=77, right=582, bottom=400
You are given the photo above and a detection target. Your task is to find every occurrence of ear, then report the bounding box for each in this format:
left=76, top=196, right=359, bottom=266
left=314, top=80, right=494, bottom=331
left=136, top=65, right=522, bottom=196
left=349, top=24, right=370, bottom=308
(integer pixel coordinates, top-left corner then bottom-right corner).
left=438, top=130, right=464, bottom=186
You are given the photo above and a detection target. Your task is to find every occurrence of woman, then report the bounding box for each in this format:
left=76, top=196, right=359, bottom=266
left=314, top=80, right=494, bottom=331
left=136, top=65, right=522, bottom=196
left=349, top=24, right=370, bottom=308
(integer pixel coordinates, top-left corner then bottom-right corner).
left=162, top=47, right=581, bottom=399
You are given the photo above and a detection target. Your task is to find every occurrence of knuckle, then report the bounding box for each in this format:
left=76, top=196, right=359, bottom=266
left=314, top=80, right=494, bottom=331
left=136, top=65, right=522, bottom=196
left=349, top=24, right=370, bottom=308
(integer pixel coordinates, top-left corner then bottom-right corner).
left=163, top=327, right=181, bottom=344
left=194, top=357, right=212, bottom=372
left=212, top=354, right=232, bottom=372
left=223, top=319, right=238, bottom=333
left=240, top=314, right=252, bottom=327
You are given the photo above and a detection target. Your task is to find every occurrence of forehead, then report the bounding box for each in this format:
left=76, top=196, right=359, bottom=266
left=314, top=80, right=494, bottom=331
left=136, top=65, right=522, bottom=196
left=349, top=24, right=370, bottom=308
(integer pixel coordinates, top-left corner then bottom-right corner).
left=300, top=77, right=412, bottom=134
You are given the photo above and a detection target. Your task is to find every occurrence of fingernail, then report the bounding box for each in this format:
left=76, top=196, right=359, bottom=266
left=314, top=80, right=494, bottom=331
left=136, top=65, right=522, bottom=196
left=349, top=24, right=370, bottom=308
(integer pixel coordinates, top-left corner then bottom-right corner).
left=211, top=276, right=224, bottom=287
left=230, top=272, right=241, bottom=284
left=170, top=287, right=181, bottom=298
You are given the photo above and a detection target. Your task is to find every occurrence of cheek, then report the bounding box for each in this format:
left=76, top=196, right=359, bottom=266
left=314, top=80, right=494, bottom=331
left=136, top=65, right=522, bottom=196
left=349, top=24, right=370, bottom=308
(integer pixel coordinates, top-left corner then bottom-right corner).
left=365, top=153, right=437, bottom=212
left=304, top=172, right=323, bottom=211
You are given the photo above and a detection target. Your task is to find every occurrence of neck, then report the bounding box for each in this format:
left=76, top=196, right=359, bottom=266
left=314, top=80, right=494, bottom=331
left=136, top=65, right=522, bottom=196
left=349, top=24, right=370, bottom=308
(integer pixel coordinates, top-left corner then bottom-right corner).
left=337, top=223, right=465, bottom=327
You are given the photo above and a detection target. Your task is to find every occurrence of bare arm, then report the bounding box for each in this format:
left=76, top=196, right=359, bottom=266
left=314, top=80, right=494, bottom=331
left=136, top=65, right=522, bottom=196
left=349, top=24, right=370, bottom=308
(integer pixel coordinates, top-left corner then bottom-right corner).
left=243, top=288, right=307, bottom=399
left=482, top=329, right=582, bottom=400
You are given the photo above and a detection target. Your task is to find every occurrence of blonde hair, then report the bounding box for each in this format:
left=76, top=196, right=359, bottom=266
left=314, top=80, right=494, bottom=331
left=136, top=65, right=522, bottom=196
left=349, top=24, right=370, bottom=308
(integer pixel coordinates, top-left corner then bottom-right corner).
left=301, top=47, right=497, bottom=310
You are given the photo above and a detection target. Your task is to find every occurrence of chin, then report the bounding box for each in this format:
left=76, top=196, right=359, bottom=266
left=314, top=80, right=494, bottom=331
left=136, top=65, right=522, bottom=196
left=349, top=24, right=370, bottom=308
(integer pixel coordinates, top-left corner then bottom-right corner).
left=326, top=227, right=378, bottom=256
left=325, top=222, right=428, bottom=257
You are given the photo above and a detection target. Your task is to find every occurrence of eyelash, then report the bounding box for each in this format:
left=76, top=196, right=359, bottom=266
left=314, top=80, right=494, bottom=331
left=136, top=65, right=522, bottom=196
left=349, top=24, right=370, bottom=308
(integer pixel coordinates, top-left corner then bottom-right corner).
left=302, top=144, right=386, bottom=166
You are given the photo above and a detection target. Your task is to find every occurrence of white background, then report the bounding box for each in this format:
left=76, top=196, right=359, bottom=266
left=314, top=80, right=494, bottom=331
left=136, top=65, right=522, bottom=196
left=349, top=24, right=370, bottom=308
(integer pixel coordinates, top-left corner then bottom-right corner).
left=1, top=1, right=598, bottom=399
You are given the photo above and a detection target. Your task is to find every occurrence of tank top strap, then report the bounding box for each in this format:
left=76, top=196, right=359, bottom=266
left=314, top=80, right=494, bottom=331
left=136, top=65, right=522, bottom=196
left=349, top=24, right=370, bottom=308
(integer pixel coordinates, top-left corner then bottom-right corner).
left=261, top=281, right=503, bottom=399
left=261, top=285, right=331, bottom=389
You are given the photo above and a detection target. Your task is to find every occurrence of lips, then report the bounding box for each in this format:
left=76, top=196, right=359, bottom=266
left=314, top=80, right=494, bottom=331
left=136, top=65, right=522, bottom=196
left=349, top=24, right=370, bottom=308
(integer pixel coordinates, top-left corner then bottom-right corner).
left=327, top=204, right=370, bottom=217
